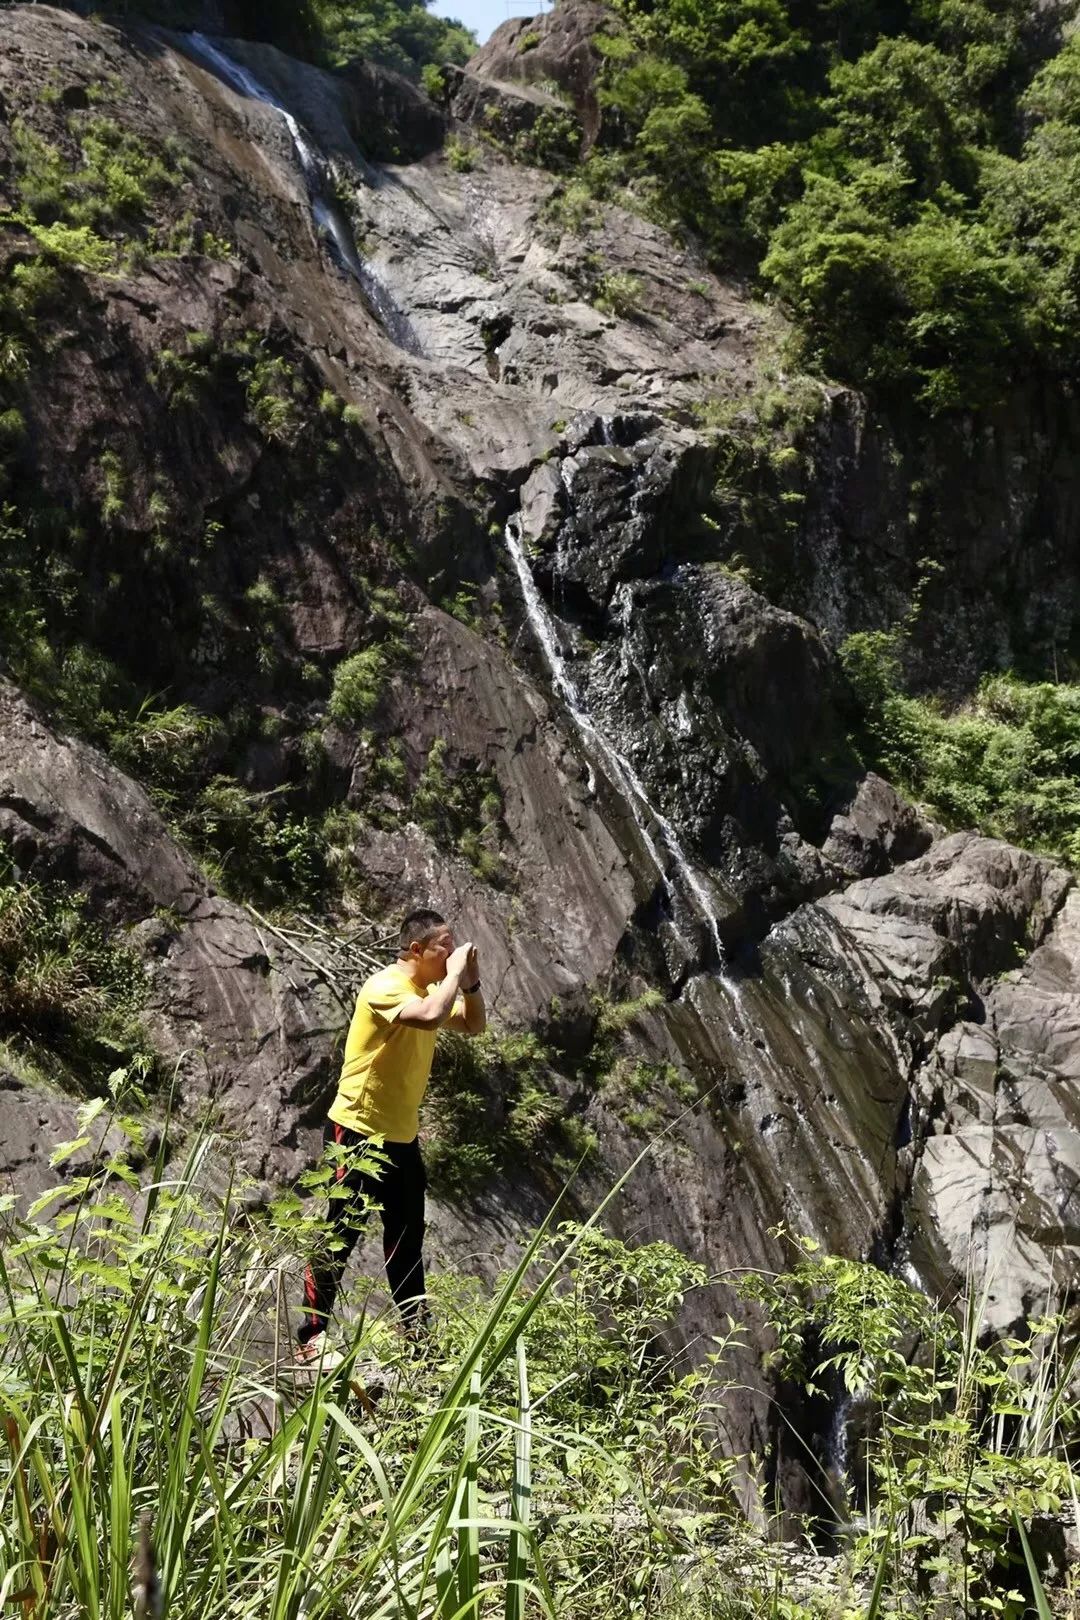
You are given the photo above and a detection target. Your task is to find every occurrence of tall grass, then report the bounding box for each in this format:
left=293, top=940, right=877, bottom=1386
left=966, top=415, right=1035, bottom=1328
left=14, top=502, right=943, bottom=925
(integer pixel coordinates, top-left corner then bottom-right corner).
left=0, top=1102, right=748, bottom=1620
left=4, top=1112, right=1078, bottom=1620
left=742, top=1238, right=1080, bottom=1618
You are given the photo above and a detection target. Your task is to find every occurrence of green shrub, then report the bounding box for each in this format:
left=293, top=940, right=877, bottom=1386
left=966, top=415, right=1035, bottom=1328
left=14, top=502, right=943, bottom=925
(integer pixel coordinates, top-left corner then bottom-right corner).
left=586, top=0, right=1070, bottom=411
left=309, top=0, right=474, bottom=79
left=761, top=165, right=1030, bottom=409
left=515, top=107, right=582, bottom=170
left=543, top=177, right=602, bottom=235
left=412, top=738, right=505, bottom=883
left=192, top=776, right=327, bottom=908
left=238, top=345, right=302, bottom=443
left=328, top=647, right=386, bottom=726
left=592, top=269, right=644, bottom=317
left=151, top=333, right=215, bottom=408
left=6, top=111, right=182, bottom=259
left=843, top=634, right=1080, bottom=866
left=445, top=137, right=477, bottom=173
left=420, top=62, right=448, bottom=101
left=740, top=1236, right=1078, bottom=1611
left=98, top=449, right=127, bottom=523
left=0, top=861, right=156, bottom=1092
left=0, top=1125, right=757, bottom=1620
left=427, top=1025, right=580, bottom=1194
left=108, top=701, right=222, bottom=796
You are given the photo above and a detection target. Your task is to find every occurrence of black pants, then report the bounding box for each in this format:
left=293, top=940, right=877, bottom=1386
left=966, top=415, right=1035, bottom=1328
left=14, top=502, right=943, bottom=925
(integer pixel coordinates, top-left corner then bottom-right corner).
left=298, top=1121, right=427, bottom=1344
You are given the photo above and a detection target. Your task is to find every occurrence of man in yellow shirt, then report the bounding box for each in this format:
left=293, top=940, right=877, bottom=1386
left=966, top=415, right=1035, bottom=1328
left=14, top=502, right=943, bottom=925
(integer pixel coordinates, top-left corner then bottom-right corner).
left=297, top=907, right=486, bottom=1357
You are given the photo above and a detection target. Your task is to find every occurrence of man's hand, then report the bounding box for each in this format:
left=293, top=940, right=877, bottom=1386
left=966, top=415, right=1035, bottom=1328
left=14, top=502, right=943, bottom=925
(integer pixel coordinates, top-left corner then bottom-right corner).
left=397, top=940, right=473, bottom=1030
left=455, top=945, right=485, bottom=1035
left=446, top=941, right=474, bottom=981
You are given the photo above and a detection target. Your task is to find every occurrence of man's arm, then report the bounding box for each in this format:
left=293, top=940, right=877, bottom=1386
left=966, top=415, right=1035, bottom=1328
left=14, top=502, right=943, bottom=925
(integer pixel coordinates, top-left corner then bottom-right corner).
left=447, top=946, right=486, bottom=1035
left=395, top=942, right=473, bottom=1029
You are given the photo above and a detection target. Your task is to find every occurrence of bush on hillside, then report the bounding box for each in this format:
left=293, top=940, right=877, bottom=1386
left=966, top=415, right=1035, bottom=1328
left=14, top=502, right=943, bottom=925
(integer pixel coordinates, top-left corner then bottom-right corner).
left=843, top=635, right=1080, bottom=864
left=591, top=0, right=1072, bottom=410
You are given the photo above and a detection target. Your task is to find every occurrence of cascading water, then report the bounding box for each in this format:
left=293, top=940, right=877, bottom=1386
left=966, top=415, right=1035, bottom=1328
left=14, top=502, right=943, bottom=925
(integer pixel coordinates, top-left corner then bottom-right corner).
left=180, top=33, right=421, bottom=355
left=504, top=516, right=726, bottom=965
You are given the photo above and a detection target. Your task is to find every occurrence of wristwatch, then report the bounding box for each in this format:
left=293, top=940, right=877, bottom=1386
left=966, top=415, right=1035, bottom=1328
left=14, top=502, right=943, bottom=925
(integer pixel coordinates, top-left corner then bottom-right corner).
left=463, top=979, right=482, bottom=994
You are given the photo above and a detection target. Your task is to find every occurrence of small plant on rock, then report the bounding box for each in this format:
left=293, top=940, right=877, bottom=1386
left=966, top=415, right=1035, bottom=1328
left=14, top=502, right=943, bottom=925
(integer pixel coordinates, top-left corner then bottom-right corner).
left=592, top=269, right=644, bottom=317
left=446, top=137, right=477, bottom=174
left=328, top=647, right=387, bottom=726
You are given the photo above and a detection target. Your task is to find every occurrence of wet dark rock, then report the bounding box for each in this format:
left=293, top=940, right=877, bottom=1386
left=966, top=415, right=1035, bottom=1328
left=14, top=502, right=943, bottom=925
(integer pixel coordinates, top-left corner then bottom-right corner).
left=533, top=435, right=719, bottom=617
left=741, top=386, right=1080, bottom=689
left=822, top=773, right=940, bottom=878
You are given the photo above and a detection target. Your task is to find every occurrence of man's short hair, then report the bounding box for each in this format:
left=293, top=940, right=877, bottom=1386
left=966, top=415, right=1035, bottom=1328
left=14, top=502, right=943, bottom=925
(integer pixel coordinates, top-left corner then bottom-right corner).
left=399, top=908, right=447, bottom=953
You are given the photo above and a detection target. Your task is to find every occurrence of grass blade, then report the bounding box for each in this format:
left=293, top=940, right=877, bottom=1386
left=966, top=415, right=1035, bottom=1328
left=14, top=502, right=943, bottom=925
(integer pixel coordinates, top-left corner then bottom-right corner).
left=505, top=1339, right=531, bottom=1620
left=1014, top=1512, right=1054, bottom=1620
left=456, top=1369, right=482, bottom=1620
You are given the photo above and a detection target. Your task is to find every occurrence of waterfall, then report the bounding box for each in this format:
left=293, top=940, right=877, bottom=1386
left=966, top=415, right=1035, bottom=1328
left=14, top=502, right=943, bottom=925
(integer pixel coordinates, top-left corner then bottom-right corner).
left=504, top=517, right=726, bottom=964
left=180, top=33, right=421, bottom=355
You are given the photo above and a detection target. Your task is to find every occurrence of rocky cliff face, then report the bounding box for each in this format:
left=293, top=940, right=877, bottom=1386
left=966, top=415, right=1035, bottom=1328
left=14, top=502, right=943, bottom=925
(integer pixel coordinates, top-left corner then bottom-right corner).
left=3, top=2, right=1080, bottom=1509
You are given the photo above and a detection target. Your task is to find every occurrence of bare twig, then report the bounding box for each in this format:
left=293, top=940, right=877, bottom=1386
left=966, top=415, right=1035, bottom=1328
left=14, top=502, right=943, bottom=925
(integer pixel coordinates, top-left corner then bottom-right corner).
left=243, top=904, right=392, bottom=1012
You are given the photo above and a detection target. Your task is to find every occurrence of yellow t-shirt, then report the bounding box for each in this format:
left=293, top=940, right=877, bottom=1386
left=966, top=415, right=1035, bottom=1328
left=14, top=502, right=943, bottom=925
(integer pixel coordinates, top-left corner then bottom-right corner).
left=328, top=964, right=462, bottom=1143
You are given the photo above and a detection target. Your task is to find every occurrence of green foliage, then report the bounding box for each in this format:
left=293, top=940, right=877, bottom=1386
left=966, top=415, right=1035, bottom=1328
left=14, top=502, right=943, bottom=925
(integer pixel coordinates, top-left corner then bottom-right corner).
left=0, top=860, right=156, bottom=1093
left=426, top=1025, right=570, bottom=1194
left=97, top=449, right=127, bottom=523
left=542, top=178, right=603, bottom=235
left=427, top=984, right=673, bottom=1196
left=191, top=776, right=327, bottom=908
left=4, top=1103, right=1070, bottom=1620
left=23, top=220, right=119, bottom=272
left=151, top=330, right=216, bottom=408
left=762, top=166, right=1029, bottom=408
left=446, top=136, right=478, bottom=173
left=421, top=62, right=448, bottom=101
left=412, top=737, right=506, bottom=883
left=4, top=112, right=183, bottom=269
left=843, top=638, right=1080, bottom=866
left=592, top=269, right=644, bottom=317
left=741, top=1236, right=1079, bottom=1616
left=109, top=698, right=220, bottom=781
left=156, top=210, right=233, bottom=259
left=112, top=0, right=473, bottom=75
left=0, top=1122, right=761, bottom=1620
left=310, top=0, right=474, bottom=78
left=593, top=0, right=1073, bottom=410
left=328, top=647, right=387, bottom=726
left=514, top=107, right=582, bottom=171
left=823, top=40, right=977, bottom=192
left=237, top=342, right=303, bottom=443
left=592, top=985, right=664, bottom=1040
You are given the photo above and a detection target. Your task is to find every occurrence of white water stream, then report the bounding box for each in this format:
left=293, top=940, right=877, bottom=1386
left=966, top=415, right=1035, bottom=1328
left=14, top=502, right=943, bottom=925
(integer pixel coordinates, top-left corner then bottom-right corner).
left=182, top=33, right=421, bottom=354
left=504, top=517, right=727, bottom=964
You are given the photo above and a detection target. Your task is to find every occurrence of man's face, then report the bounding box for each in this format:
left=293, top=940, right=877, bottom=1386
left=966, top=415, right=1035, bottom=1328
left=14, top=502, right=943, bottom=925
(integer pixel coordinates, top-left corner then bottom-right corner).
left=413, top=925, right=454, bottom=985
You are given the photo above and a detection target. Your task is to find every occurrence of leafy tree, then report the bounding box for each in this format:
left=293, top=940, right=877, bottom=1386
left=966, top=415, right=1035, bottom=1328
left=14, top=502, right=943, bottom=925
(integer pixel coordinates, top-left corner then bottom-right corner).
left=310, top=0, right=474, bottom=76
left=823, top=37, right=977, bottom=190
left=592, top=0, right=1075, bottom=411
